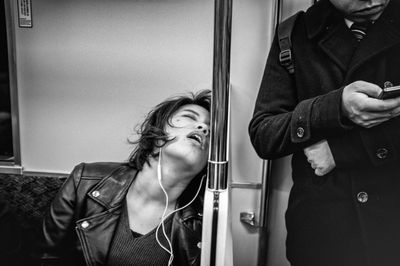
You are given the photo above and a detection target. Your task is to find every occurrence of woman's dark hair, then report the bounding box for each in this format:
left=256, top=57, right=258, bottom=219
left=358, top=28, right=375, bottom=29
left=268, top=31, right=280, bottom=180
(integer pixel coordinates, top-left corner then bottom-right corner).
left=128, top=89, right=211, bottom=170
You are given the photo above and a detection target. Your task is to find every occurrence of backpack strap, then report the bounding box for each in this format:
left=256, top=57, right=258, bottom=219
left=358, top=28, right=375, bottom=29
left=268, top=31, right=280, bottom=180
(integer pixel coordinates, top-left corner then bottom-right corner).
left=277, top=11, right=304, bottom=74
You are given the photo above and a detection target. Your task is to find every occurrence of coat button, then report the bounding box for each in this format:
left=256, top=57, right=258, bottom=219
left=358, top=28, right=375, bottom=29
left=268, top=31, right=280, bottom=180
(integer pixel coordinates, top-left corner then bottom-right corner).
left=197, top=242, right=202, bottom=249
left=92, top=190, right=100, bottom=197
left=81, top=221, right=90, bottom=228
left=296, top=127, right=305, bottom=138
left=376, top=148, right=388, bottom=159
left=357, top=192, right=368, bottom=203
left=384, top=81, right=393, bottom=88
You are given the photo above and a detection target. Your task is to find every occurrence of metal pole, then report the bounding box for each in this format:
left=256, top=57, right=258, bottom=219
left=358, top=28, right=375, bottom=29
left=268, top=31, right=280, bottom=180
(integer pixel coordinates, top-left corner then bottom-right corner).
left=208, top=0, right=232, bottom=191
left=207, top=0, right=232, bottom=265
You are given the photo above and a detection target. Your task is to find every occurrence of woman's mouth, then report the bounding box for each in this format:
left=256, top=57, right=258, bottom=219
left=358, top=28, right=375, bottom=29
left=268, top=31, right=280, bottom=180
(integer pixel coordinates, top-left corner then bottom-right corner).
left=187, top=132, right=203, bottom=145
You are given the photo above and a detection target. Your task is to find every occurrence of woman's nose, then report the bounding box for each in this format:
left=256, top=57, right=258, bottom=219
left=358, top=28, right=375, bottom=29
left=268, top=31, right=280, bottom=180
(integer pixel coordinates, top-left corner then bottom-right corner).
left=196, top=124, right=209, bottom=136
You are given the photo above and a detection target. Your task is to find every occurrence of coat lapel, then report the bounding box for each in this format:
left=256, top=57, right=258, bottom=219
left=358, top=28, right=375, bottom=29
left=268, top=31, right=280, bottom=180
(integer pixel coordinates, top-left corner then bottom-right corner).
left=305, top=0, right=400, bottom=77
left=305, top=0, right=358, bottom=73
left=77, top=165, right=137, bottom=266
left=347, top=15, right=400, bottom=77
left=318, top=23, right=358, bottom=72
left=88, top=166, right=137, bottom=209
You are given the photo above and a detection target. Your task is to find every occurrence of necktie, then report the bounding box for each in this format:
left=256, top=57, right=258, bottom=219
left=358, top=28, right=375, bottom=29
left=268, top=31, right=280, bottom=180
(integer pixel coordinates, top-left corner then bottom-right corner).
left=350, top=21, right=371, bottom=41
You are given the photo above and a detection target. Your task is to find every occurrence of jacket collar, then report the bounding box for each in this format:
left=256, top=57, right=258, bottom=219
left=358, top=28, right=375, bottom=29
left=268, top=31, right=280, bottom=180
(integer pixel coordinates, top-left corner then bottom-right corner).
left=347, top=0, right=400, bottom=76
left=88, top=165, right=137, bottom=209
left=86, top=165, right=203, bottom=219
left=305, top=0, right=400, bottom=39
left=304, top=0, right=356, bottom=72
left=304, top=0, right=400, bottom=74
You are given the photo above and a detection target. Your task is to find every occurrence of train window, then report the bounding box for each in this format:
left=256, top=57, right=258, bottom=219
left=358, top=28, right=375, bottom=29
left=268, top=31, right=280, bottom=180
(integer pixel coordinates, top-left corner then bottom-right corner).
left=0, top=0, right=19, bottom=166
left=0, top=1, right=12, bottom=161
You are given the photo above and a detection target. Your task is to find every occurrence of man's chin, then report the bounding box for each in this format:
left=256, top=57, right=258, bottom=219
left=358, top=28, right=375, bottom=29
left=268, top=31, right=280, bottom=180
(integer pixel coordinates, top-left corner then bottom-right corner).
left=351, top=7, right=385, bottom=21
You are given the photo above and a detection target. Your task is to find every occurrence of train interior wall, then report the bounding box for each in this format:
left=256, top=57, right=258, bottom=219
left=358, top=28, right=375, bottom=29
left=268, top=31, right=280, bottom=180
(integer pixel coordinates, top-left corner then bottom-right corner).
left=12, top=0, right=214, bottom=173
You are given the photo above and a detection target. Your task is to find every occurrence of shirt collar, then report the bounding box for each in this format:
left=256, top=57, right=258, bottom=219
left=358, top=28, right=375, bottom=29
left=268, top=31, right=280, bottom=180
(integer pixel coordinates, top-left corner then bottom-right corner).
left=344, top=19, right=353, bottom=28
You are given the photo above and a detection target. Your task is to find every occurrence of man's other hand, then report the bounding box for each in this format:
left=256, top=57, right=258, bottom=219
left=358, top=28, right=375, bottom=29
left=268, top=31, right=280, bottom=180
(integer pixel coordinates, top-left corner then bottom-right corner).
left=304, top=140, right=336, bottom=176
left=342, top=81, right=400, bottom=128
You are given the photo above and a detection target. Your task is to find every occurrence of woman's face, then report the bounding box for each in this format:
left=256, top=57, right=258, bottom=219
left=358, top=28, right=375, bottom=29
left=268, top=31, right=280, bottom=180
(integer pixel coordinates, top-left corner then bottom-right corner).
left=162, top=104, right=210, bottom=175
left=329, top=0, right=390, bottom=22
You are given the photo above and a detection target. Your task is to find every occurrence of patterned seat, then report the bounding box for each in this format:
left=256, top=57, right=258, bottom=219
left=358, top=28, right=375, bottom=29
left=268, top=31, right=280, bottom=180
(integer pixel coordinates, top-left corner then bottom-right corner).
left=0, top=174, right=66, bottom=265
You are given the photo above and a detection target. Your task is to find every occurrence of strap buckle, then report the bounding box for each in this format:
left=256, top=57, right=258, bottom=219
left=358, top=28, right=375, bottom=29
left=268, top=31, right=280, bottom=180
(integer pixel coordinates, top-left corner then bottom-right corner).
left=279, top=49, right=292, bottom=66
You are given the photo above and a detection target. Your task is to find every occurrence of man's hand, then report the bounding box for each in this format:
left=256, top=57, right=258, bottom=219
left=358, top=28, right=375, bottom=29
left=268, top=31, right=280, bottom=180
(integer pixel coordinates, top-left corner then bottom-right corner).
left=304, top=140, right=335, bottom=176
left=342, top=81, right=400, bottom=128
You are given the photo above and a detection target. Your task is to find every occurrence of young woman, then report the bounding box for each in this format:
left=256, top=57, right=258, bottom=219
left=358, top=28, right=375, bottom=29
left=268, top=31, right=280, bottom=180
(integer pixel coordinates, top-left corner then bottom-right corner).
left=40, top=90, right=211, bottom=266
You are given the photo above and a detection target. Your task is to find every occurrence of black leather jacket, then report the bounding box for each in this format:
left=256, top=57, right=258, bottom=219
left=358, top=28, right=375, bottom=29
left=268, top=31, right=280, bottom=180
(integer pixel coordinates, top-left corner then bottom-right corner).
left=41, top=162, right=202, bottom=266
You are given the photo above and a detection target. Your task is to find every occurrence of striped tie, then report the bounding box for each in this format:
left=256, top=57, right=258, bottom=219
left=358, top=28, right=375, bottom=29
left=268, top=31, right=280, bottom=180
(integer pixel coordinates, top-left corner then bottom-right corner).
left=350, top=21, right=371, bottom=41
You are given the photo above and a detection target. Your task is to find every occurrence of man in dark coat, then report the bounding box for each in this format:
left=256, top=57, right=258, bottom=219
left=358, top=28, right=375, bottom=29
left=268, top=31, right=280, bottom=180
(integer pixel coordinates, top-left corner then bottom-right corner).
left=249, top=0, right=400, bottom=265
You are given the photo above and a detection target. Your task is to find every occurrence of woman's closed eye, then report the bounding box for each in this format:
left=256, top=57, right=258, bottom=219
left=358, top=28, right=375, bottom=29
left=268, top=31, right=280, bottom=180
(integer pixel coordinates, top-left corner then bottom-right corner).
left=181, top=114, right=197, bottom=120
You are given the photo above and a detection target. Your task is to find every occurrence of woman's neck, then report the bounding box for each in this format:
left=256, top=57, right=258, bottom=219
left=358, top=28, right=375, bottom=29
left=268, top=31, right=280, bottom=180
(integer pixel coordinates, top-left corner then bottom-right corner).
left=129, top=157, right=192, bottom=206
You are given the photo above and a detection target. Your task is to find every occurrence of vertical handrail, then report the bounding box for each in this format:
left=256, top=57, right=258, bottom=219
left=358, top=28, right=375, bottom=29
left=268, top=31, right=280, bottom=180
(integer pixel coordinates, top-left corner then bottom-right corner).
left=208, top=0, right=232, bottom=191
left=257, top=0, right=281, bottom=265
left=206, top=0, right=232, bottom=265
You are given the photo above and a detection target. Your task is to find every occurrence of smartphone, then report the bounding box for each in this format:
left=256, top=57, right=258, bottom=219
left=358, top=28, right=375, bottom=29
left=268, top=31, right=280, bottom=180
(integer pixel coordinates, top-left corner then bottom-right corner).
left=378, top=85, right=400, bottom=99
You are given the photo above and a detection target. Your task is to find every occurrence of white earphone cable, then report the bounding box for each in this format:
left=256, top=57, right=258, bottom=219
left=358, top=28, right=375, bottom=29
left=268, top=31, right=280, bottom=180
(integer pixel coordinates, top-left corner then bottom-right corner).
left=155, top=147, right=206, bottom=266
left=156, top=148, right=173, bottom=260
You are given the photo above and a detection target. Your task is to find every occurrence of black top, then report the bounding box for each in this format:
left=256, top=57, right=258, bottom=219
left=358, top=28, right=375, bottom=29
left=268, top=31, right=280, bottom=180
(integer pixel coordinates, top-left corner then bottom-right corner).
left=107, top=199, right=173, bottom=266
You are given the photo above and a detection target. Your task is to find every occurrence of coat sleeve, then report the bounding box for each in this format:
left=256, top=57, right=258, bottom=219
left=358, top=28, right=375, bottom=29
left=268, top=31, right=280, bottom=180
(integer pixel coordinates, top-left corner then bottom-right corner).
left=39, top=163, right=84, bottom=265
left=248, top=27, right=350, bottom=160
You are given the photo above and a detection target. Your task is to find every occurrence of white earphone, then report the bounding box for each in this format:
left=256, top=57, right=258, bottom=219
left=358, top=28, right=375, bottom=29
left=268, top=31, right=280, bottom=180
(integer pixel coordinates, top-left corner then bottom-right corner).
left=155, top=147, right=205, bottom=266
